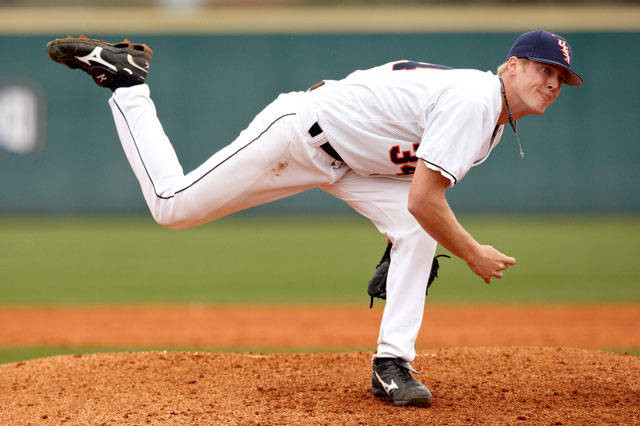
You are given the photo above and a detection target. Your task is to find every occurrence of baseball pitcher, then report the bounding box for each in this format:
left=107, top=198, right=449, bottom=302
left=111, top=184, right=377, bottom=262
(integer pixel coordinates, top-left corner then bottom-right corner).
left=46, top=30, right=582, bottom=407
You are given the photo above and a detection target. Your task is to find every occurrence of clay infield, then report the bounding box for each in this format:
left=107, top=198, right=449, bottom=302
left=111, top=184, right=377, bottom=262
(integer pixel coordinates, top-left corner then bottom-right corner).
left=1, top=304, right=639, bottom=424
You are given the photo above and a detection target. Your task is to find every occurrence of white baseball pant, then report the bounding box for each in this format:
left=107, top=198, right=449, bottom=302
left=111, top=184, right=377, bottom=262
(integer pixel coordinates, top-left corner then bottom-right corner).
left=108, top=84, right=437, bottom=362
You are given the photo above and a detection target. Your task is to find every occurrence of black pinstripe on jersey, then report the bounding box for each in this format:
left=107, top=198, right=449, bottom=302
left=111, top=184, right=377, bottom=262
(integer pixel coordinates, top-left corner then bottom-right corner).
left=112, top=98, right=295, bottom=200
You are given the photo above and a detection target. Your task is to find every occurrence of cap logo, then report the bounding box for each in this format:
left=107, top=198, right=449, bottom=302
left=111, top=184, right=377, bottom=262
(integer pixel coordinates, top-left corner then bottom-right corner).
left=557, top=39, right=571, bottom=65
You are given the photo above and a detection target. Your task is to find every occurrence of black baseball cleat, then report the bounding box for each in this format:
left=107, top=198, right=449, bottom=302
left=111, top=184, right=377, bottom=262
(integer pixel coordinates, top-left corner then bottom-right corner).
left=46, top=36, right=153, bottom=91
left=371, top=357, right=432, bottom=407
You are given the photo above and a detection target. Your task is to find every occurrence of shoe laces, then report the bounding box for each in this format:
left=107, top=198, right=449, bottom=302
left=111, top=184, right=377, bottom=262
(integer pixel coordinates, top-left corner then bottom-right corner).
left=383, top=359, right=421, bottom=384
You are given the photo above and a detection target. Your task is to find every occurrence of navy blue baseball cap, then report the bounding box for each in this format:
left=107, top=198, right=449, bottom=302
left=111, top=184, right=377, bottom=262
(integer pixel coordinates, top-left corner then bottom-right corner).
left=507, top=30, right=583, bottom=87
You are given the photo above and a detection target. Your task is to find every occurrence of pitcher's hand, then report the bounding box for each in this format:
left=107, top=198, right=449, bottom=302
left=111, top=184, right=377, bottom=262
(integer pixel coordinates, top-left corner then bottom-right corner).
left=466, top=245, right=516, bottom=284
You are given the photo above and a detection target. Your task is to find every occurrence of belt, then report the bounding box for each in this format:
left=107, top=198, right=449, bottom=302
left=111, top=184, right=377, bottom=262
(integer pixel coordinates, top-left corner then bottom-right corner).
left=308, top=122, right=343, bottom=162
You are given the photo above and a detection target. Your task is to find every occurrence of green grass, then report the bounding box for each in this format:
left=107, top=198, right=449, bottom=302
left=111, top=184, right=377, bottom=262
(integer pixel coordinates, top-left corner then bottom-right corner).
left=431, top=214, right=640, bottom=304
left=0, top=214, right=639, bottom=304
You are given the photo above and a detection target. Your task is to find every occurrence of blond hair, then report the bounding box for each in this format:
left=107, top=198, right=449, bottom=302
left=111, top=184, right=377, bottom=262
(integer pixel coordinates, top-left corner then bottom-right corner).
left=497, top=58, right=530, bottom=75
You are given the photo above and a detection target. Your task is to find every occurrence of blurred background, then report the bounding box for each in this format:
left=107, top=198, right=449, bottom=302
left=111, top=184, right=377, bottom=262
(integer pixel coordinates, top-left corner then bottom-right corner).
left=0, top=1, right=638, bottom=306
left=1, top=1, right=639, bottom=214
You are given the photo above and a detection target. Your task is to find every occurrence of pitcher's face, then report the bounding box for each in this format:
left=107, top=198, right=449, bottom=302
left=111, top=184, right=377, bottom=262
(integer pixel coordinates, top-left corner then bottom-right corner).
left=513, top=60, right=566, bottom=115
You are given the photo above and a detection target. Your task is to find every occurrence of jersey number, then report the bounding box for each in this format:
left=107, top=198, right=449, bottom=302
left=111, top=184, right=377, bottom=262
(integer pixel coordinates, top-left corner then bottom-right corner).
left=388, top=61, right=451, bottom=174
left=390, top=143, right=420, bottom=175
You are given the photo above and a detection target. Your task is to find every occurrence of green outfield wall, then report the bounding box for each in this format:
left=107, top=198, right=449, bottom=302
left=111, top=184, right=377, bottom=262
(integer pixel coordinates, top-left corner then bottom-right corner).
left=0, top=32, right=638, bottom=214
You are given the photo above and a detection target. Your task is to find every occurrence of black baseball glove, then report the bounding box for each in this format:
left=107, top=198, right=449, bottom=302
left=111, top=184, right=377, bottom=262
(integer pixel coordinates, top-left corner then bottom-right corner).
left=367, top=242, right=450, bottom=308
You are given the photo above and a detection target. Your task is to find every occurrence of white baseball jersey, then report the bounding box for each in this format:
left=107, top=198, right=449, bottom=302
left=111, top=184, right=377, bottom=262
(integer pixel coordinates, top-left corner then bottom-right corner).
left=108, top=60, right=506, bottom=364
left=308, top=61, right=505, bottom=185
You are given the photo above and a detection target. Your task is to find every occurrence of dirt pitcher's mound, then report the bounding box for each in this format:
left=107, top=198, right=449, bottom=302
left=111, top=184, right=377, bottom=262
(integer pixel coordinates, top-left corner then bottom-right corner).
left=2, top=347, right=639, bottom=424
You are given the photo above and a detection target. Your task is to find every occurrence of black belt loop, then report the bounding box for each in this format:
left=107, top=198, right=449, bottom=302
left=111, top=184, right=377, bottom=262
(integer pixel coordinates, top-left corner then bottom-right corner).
left=309, top=122, right=322, bottom=137
left=307, top=122, right=343, bottom=162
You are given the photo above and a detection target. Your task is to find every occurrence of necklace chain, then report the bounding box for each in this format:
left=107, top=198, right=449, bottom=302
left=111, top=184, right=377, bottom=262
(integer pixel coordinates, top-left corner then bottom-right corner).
left=499, top=76, right=524, bottom=158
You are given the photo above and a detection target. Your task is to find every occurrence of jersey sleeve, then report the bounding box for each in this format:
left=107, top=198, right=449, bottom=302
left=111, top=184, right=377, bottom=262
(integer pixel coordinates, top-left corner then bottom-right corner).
left=415, top=86, right=497, bottom=186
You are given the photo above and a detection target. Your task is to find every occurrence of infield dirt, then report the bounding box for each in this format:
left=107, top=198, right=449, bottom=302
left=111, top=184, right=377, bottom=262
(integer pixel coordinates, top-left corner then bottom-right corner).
left=1, top=304, right=639, bottom=424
